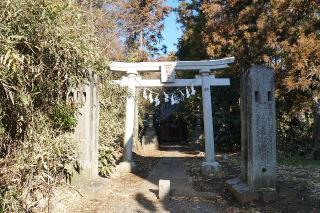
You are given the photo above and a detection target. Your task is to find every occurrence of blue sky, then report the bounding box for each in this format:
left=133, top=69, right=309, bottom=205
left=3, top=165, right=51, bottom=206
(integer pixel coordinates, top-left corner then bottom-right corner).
left=159, top=0, right=183, bottom=53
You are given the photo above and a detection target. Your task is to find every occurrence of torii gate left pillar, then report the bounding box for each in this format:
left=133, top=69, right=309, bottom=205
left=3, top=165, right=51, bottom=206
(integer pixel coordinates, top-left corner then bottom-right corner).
left=117, top=68, right=137, bottom=172
left=200, top=69, right=221, bottom=173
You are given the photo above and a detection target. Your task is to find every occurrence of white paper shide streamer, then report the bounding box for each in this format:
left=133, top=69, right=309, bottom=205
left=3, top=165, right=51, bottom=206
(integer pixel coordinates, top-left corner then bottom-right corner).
left=141, top=84, right=197, bottom=106
left=170, top=94, right=176, bottom=105
left=186, top=87, right=190, bottom=98
left=148, top=93, right=153, bottom=103
left=191, top=86, right=196, bottom=95
left=143, top=89, right=148, bottom=99
left=164, top=92, right=169, bottom=102
left=154, top=95, right=160, bottom=106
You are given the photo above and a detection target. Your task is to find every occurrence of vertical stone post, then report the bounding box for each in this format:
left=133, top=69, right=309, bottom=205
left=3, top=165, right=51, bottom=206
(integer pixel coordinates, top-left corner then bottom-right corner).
left=242, top=65, right=276, bottom=190
left=200, top=69, right=221, bottom=174
left=190, top=106, right=202, bottom=151
left=74, top=74, right=99, bottom=179
left=134, top=88, right=140, bottom=150
left=118, top=69, right=137, bottom=172
left=141, top=113, right=159, bottom=150
left=89, top=74, right=99, bottom=177
left=227, top=65, right=277, bottom=203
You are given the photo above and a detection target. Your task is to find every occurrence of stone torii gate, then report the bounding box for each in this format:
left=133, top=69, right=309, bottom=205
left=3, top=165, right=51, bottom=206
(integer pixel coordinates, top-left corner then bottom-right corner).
left=110, top=57, right=234, bottom=174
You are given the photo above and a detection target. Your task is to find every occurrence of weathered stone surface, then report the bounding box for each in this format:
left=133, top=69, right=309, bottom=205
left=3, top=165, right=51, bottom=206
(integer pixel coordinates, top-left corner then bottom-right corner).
left=116, top=161, right=136, bottom=173
left=159, top=179, right=170, bottom=200
left=226, top=178, right=260, bottom=204
left=122, top=70, right=138, bottom=163
left=260, top=188, right=278, bottom=202
left=200, top=69, right=221, bottom=174
left=226, top=178, right=277, bottom=203
left=228, top=65, right=277, bottom=203
left=240, top=65, right=277, bottom=190
left=201, top=161, right=221, bottom=175
left=141, top=114, right=159, bottom=151
left=190, top=107, right=202, bottom=151
left=74, top=74, right=100, bottom=179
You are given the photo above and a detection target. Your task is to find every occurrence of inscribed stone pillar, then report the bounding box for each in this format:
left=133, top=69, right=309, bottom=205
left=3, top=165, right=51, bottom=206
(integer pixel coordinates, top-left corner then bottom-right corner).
left=227, top=65, right=277, bottom=203
left=142, top=114, right=159, bottom=150
left=200, top=69, right=221, bottom=174
left=74, top=74, right=99, bottom=179
left=190, top=107, right=202, bottom=152
left=118, top=69, right=137, bottom=172
left=241, top=65, right=276, bottom=189
left=90, top=74, right=99, bottom=177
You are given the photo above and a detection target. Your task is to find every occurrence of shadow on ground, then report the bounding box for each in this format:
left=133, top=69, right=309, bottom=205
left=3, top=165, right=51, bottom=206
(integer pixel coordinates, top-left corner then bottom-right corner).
left=131, top=145, right=320, bottom=213
left=64, top=145, right=320, bottom=212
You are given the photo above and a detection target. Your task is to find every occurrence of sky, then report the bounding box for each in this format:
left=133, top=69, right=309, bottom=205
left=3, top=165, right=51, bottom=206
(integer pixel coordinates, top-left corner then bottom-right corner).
left=159, top=0, right=183, bottom=54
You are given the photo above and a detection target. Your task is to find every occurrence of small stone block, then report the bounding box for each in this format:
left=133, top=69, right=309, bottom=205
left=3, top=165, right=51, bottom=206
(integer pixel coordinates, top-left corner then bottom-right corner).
left=226, top=178, right=260, bottom=204
left=260, top=189, right=278, bottom=202
left=159, top=179, right=170, bottom=200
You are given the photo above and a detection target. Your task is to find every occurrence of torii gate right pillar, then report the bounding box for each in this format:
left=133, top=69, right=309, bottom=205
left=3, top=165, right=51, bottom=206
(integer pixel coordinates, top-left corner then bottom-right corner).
left=200, top=69, right=221, bottom=174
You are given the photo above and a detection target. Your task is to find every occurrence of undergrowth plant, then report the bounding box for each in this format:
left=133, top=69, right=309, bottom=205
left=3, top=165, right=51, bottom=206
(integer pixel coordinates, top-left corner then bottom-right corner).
left=98, top=76, right=127, bottom=177
left=0, top=113, right=78, bottom=212
left=0, top=0, right=117, bottom=211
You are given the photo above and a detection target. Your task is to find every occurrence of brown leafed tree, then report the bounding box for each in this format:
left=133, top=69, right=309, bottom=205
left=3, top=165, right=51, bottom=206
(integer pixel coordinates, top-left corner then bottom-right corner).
left=201, top=0, right=320, bottom=104
left=75, top=0, right=170, bottom=61
left=177, top=0, right=320, bottom=154
left=119, top=0, right=171, bottom=60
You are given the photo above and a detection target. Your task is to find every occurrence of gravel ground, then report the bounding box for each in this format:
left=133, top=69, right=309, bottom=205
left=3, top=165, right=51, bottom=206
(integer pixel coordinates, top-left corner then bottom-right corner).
left=52, top=149, right=320, bottom=213
left=184, top=152, right=320, bottom=212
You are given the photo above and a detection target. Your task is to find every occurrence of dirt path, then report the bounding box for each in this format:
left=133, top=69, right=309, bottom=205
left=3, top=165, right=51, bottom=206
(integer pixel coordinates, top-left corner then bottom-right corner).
left=66, top=148, right=218, bottom=213
left=57, top=148, right=320, bottom=213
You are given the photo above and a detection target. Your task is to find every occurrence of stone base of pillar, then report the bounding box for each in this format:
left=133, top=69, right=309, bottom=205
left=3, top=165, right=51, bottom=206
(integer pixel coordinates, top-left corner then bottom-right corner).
left=202, top=161, right=221, bottom=174
left=226, top=178, right=277, bottom=204
left=116, top=161, right=136, bottom=173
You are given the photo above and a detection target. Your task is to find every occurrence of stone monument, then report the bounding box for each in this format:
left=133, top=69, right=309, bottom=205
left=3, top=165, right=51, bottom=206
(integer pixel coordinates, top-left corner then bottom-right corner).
left=69, top=73, right=99, bottom=185
left=227, top=65, right=277, bottom=203
left=190, top=106, right=202, bottom=152
left=142, top=114, right=159, bottom=150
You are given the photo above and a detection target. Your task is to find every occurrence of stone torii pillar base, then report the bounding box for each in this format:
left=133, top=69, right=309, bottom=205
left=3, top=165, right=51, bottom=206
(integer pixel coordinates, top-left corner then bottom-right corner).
left=202, top=161, right=221, bottom=174
left=117, top=161, right=136, bottom=173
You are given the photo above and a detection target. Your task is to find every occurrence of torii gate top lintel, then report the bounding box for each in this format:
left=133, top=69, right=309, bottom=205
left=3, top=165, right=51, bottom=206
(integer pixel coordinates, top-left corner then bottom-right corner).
left=109, top=57, right=235, bottom=73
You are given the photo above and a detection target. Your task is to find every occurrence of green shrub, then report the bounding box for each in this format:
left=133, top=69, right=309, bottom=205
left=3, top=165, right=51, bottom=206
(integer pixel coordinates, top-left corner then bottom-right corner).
left=52, top=103, right=78, bottom=132
left=99, top=146, right=117, bottom=177
left=98, top=76, right=127, bottom=176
